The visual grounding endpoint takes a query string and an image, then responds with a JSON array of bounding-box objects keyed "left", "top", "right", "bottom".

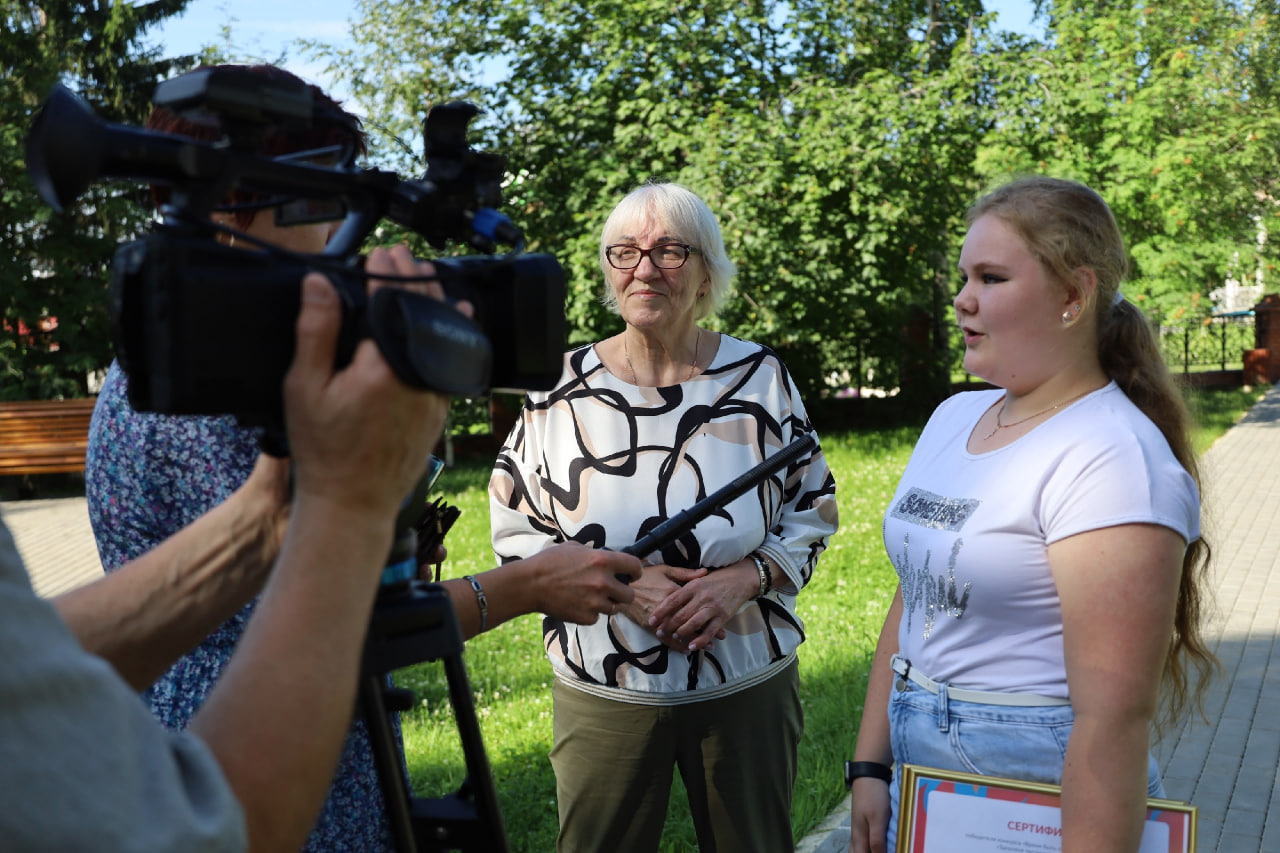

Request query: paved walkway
[
  {"left": 1, "top": 492, "right": 103, "bottom": 597},
  {"left": 5, "top": 385, "right": 1280, "bottom": 852}
]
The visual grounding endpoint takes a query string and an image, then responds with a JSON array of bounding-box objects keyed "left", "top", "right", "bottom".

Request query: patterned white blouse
[{"left": 489, "top": 334, "right": 838, "bottom": 704}]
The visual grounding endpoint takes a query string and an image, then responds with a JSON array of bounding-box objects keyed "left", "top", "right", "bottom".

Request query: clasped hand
[{"left": 620, "top": 562, "right": 756, "bottom": 652}]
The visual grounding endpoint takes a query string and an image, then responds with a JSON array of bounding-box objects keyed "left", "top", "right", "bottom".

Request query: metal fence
[
  {"left": 1157, "top": 311, "right": 1255, "bottom": 374},
  {"left": 944, "top": 309, "right": 1256, "bottom": 388}
]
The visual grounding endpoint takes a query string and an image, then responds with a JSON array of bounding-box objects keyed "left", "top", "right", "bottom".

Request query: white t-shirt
[{"left": 884, "top": 382, "right": 1200, "bottom": 699}]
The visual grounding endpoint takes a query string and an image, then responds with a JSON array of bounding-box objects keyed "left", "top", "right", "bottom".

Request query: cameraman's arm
[
  {"left": 440, "top": 544, "right": 641, "bottom": 638},
  {"left": 190, "top": 248, "right": 452, "bottom": 852},
  {"left": 52, "top": 455, "right": 289, "bottom": 691}
]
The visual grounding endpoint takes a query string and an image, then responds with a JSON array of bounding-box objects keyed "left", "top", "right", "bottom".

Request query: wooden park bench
[{"left": 0, "top": 398, "right": 97, "bottom": 480}]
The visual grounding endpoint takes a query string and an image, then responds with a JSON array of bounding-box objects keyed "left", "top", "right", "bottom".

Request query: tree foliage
[
  {"left": 4, "top": 1, "right": 1277, "bottom": 414},
  {"left": 0, "top": 0, "right": 194, "bottom": 399},
  {"left": 974, "top": 0, "right": 1280, "bottom": 322},
  {"left": 309, "top": 0, "right": 1278, "bottom": 410},
  {"left": 312, "top": 0, "right": 997, "bottom": 407}
]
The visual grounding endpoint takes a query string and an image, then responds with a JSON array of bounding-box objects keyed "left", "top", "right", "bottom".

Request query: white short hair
[{"left": 599, "top": 181, "right": 736, "bottom": 318}]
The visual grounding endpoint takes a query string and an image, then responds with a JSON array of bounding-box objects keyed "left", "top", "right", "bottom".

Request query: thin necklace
[
  {"left": 624, "top": 329, "right": 700, "bottom": 386},
  {"left": 983, "top": 388, "right": 1093, "bottom": 440}
]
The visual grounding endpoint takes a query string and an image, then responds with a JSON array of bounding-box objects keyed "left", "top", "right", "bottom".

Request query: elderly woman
[{"left": 489, "top": 180, "right": 839, "bottom": 852}]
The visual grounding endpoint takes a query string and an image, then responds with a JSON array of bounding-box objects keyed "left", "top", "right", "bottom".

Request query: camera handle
[{"left": 361, "top": 575, "right": 511, "bottom": 853}]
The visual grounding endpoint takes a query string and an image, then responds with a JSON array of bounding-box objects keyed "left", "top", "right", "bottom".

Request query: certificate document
[{"left": 897, "top": 765, "right": 1196, "bottom": 853}]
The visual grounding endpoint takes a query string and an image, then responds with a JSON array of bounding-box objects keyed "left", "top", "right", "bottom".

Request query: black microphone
[{"left": 616, "top": 433, "right": 819, "bottom": 580}]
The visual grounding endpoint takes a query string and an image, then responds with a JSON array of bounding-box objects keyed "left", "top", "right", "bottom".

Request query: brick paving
[
  {"left": 5, "top": 386, "right": 1279, "bottom": 852},
  {"left": 1154, "top": 387, "right": 1280, "bottom": 853},
  {"left": 1, "top": 494, "right": 102, "bottom": 597}
]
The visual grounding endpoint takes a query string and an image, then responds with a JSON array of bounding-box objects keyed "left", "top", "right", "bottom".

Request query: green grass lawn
[
  {"left": 394, "top": 385, "right": 1265, "bottom": 852},
  {"left": 1184, "top": 385, "right": 1268, "bottom": 455}
]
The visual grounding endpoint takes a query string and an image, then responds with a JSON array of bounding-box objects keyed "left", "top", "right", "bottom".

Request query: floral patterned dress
[{"left": 86, "top": 360, "right": 401, "bottom": 852}]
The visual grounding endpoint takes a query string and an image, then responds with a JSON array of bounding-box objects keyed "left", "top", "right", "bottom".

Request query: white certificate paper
[{"left": 923, "top": 789, "right": 1170, "bottom": 853}]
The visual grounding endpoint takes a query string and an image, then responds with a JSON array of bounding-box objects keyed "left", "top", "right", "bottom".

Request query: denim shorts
[{"left": 885, "top": 674, "right": 1165, "bottom": 850}]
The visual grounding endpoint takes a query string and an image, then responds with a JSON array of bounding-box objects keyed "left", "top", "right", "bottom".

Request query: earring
[
  {"left": 1061, "top": 304, "right": 1081, "bottom": 324},
  {"left": 1061, "top": 309, "right": 1072, "bottom": 323}
]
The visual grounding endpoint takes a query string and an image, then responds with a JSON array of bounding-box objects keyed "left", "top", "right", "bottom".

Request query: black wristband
[{"left": 844, "top": 760, "right": 892, "bottom": 788}]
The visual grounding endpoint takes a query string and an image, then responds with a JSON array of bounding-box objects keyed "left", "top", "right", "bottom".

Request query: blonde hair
[
  {"left": 970, "top": 176, "right": 1216, "bottom": 730},
  {"left": 599, "top": 180, "right": 736, "bottom": 319}
]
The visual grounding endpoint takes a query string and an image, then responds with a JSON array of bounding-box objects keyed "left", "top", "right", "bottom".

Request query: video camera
[{"left": 24, "top": 67, "right": 566, "bottom": 427}]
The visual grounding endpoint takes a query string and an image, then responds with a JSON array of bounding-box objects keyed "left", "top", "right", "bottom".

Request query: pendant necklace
[
  {"left": 983, "top": 388, "right": 1093, "bottom": 440},
  {"left": 624, "top": 330, "right": 700, "bottom": 386}
]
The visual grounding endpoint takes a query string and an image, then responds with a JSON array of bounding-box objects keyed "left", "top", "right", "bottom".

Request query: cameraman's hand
[
  {"left": 364, "top": 242, "right": 474, "bottom": 315},
  {"left": 285, "top": 246, "right": 453, "bottom": 528}
]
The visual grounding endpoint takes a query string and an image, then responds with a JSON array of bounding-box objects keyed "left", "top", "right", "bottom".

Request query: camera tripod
[{"left": 361, "top": 576, "right": 510, "bottom": 853}]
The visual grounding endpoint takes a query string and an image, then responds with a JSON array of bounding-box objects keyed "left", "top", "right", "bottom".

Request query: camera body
[
  {"left": 26, "top": 67, "right": 567, "bottom": 426},
  {"left": 110, "top": 233, "right": 566, "bottom": 424}
]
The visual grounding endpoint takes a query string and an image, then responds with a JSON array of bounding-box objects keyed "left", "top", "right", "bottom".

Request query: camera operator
[
  {"left": 85, "top": 65, "right": 409, "bottom": 850},
  {"left": 76, "top": 64, "right": 641, "bottom": 851}
]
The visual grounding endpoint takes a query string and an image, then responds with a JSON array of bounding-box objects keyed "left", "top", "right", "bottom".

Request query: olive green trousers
[{"left": 549, "top": 659, "right": 803, "bottom": 853}]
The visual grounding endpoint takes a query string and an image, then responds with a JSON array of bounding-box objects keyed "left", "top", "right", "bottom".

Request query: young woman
[{"left": 847, "top": 176, "right": 1214, "bottom": 853}]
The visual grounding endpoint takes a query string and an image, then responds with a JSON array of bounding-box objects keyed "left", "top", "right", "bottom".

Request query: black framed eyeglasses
[{"left": 605, "top": 243, "right": 701, "bottom": 270}]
